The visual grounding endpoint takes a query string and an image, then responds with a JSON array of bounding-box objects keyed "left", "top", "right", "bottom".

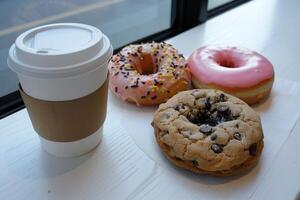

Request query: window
[
  {"left": 207, "top": 0, "right": 250, "bottom": 18},
  {"left": 208, "top": 0, "right": 235, "bottom": 10},
  {"left": 0, "top": 0, "right": 251, "bottom": 118},
  {"left": 0, "top": 0, "right": 172, "bottom": 99}
]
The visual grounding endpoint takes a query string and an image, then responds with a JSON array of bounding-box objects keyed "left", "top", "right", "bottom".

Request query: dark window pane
[{"left": 0, "top": 0, "right": 172, "bottom": 97}]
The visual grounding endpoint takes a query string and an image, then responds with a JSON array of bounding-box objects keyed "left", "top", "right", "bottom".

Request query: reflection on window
[{"left": 0, "top": 0, "right": 172, "bottom": 97}]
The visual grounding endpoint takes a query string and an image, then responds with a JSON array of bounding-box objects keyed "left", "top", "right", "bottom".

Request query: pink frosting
[{"left": 188, "top": 45, "right": 274, "bottom": 88}]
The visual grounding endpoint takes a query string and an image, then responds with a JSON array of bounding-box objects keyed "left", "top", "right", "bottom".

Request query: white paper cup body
[
  {"left": 16, "top": 62, "right": 108, "bottom": 101},
  {"left": 8, "top": 23, "right": 113, "bottom": 157},
  {"left": 40, "top": 127, "right": 103, "bottom": 158}
]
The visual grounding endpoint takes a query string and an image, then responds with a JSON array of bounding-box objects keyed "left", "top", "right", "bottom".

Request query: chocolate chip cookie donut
[{"left": 152, "top": 89, "right": 264, "bottom": 176}]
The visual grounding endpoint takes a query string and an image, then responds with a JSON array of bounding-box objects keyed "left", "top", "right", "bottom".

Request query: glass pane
[
  {"left": 0, "top": 0, "right": 172, "bottom": 97},
  {"left": 208, "top": 0, "right": 235, "bottom": 10}
]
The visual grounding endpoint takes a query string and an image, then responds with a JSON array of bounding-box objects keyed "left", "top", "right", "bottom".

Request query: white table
[{"left": 1, "top": 0, "right": 300, "bottom": 199}]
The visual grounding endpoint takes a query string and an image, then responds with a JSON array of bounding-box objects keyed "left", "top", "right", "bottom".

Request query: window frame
[
  {"left": 207, "top": 0, "right": 251, "bottom": 18},
  {"left": 0, "top": 0, "right": 251, "bottom": 119}
]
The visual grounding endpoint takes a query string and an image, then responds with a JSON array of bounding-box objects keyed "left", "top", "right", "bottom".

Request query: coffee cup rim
[{"left": 7, "top": 23, "right": 113, "bottom": 78}]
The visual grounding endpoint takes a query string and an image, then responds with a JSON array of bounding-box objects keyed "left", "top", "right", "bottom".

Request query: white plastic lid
[{"left": 8, "top": 23, "right": 113, "bottom": 78}]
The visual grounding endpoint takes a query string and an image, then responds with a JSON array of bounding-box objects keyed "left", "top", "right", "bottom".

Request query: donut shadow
[{"left": 108, "top": 90, "right": 158, "bottom": 114}]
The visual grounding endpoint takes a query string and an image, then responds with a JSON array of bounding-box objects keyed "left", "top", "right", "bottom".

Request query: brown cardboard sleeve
[{"left": 19, "top": 80, "right": 108, "bottom": 142}]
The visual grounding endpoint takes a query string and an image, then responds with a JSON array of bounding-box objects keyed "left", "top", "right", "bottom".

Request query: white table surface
[{"left": 1, "top": 0, "right": 300, "bottom": 199}]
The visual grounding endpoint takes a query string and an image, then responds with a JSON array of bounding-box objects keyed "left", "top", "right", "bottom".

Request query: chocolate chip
[
  {"left": 219, "top": 93, "right": 226, "bottom": 102},
  {"left": 236, "top": 123, "right": 239, "bottom": 128},
  {"left": 233, "top": 132, "right": 242, "bottom": 140},
  {"left": 199, "top": 125, "right": 213, "bottom": 135},
  {"left": 209, "top": 118, "right": 218, "bottom": 126},
  {"left": 217, "top": 105, "right": 229, "bottom": 113},
  {"left": 249, "top": 143, "right": 257, "bottom": 156},
  {"left": 131, "top": 85, "right": 138, "bottom": 88},
  {"left": 191, "top": 160, "right": 198, "bottom": 166},
  {"left": 187, "top": 113, "right": 196, "bottom": 122},
  {"left": 175, "top": 157, "right": 183, "bottom": 161},
  {"left": 186, "top": 109, "right": 216, "bottom": 127},
  {"left": 211, "top": 144, "right": 223, "bottom": 153},
  {"left": 210, "top": 134, "right": 217, "bottom": 141},
  {"left": 205, "top": 97, "right": 211, "bottom": 110},
  {"left": 215, "top": 114, "right": 225, "bottom": 123},
  {"left": 114, "top": 87, "right": 118, "bottom": 93},
  {"left": 174, "top": 105, "right": 180, "bottom": 111}
]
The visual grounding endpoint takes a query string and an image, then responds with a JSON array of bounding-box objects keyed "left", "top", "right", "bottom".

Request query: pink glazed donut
[
  {"left": 188, "top": 45, "right": 274, "bottom": 105},
  {"left": 108, "top": 42, "right": 190, "bottom": 106}
]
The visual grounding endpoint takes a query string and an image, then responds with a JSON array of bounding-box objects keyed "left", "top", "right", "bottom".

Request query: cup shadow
[{"left": 4, "top": 142, "right": 96, "bottom": 180}]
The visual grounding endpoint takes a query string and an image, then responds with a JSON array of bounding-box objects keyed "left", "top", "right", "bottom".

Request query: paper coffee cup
[{"left": 8, "top": 23, "right": 113, "bottom": 157}]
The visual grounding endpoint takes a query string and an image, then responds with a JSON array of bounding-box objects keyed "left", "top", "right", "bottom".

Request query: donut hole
[
  {"left": 134, "top": 53, "right": 157, "bottom": 75},
  {"left": 214, "top": 52, "right": 244, "bottom": 68},
  {"left": 217, "top": 59, "right": 237, "bottom": 68}
]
